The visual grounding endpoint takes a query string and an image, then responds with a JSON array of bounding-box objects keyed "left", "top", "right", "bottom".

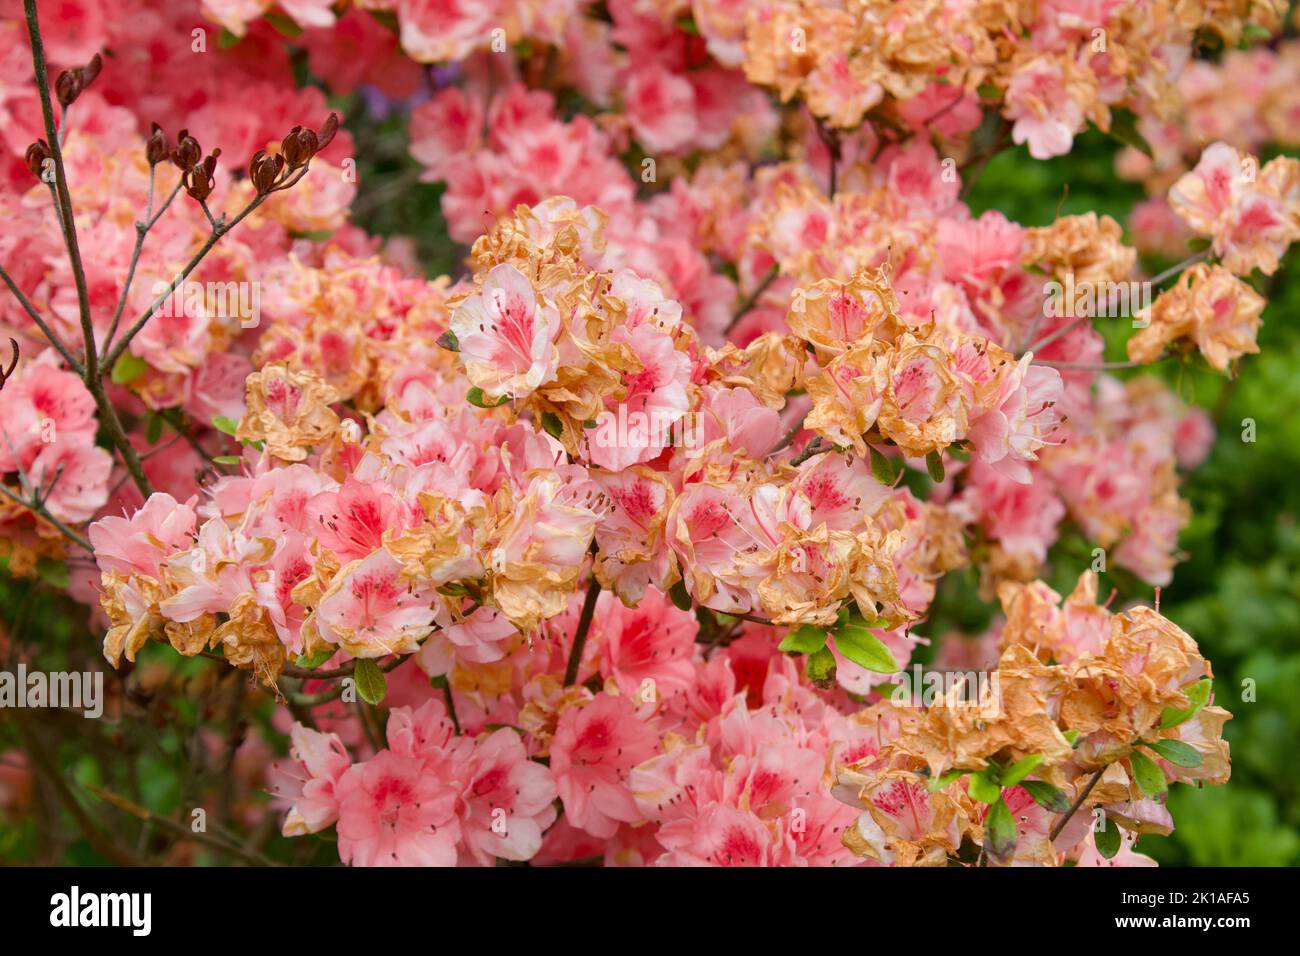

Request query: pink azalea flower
[
  {"left": 551, "top": 693, "right": 659, "bottom": 838},
  {"left": 0, "top": 357, "right": 97, "bottom": 473},
  {"left": 583, "top": 323, "right": 692, "bottom": 470},
  {"left": 458, "top": 728, "right": 558, "bottom": 865},
  {"left": 450, "top": 263, "right": 562, "bottom": 400},
  {"left": 625, "top": 64, "right": 698, "bottom": 154},
  {"left": 968, "top": 354, "right": 1065, "bottom": 484},
  {"left": 89, "top": 492, "right": 199, "bottom": 578},
  {"left": 661, "top": 803, "right": 788, "bottom": 866},
  {"left": 308, "top": 475, "right": 406, "bottom": 562},
  {"left": 335, "top": 750, "right": 461, "bottom": 867},
  {"left": 269, "top": 724, "right": 351, "bottom": 836},
  {"left": 1005, "top": 57, "right": 1084, "bottom": 160},
  {"left": 315, "top": 549, "right": 438, "bottom": 658},
  {"left": 27, "top": 439, "right": 113, "bottom": 523},
  {"left": 396, "top": 0, "right": 494, "bottom": 64},
  {"left": 591, "top": 587, "right": 698, "bottom": 700}
]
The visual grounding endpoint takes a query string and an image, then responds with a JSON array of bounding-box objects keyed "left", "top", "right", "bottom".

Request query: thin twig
[
  {"left": 1032, "top": 359, "right": 1141, "bottom": 371},
  {"left": 790, "top": 435, "right": 826, "bottom": 466},
  {"left": 0, "top": 263, "right": 82, "bottom": 371},
  {"left": 1024, "top": 314, "right": 1088, "bottom": 356},
  {"left": 0, "top": 482, "right": 93, "bottom": 551},
  {"left": 726, "top": 265, "right": 779, "bottom": 333},
  {"left": 24, "top": 0, "right": 95, "bottom": 380},
  {"left": 1048, "top": 766, "right": 1106, "bottom": 843}
]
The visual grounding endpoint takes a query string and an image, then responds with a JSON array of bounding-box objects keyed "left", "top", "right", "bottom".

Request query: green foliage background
[{"left": 957, "top": 133, "right": 1300, "bottom": 866}]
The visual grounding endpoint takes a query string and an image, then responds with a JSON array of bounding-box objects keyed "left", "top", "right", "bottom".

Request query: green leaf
[
  {"left": 1128, "top": 749, "right": 1168, "bottom": 798},
  {"left": 1063, "top": 729, "right": 1081, "bottom": 746},
  {"left": 925, "top": 450, "right": 945, "bottom": 483},
  {"left": 668, "top": 579, "right": 692, "bottom": 612},
  {"left": 778, "top": 625, "right": 828, "bottom": 655},
  {"left": 927, "top": 768, "right": 967, "bottom": 792},
  {"left": 1021, "top": 780, "right": 1071, "bottom": 813},
  {"left": 1000, "top": 753, "right": 1044, "bottom": 788},
  {"left": 968, "top": 769, "right": 1002, "bottom": 804},
  {"left": 295, "top": 648, "right": 333, "bottom": 670},
  {"left": 1160, "top": 678, "right": 1211, "bottom": 729},
  {"left": 436, "top": 330, "right": 459, "bottom": 352},
  {"left": 1105, "top": 107, "right": 1153, "bottom": 159},
  {"left": 1144, "top": 738, "right": 1202, "bottom": 769},
  {"left": 145, "top": 412, "right": 164, "bottom": 446},
  {"left": 264, "top": 10, "right": 304, "bottom": 37},
  {"left": 832, "top": 625, "right": 900, "bottom": 674},
  {"left": 36, "top": 557, "right": 70, "bottom": 590},
  {"left": 353, "top": 659, "right": 387, "bottom": 706},
  {"left": 984, "top": 797, "right": 1018, "bottom": 863},
  {"left": 976, "top": 82, "right": 1003, "bottom": 101},
  {"left": 110, "top": 353, "right": 148, "bottom": 385},
  {"left": 806, "top": 645, "right": 837, "bottom": 688},
  {"left": 212, "top": 454, "right": 241, "bottom": 466},
  {"left": 429, "top": 674, "right": 450, "bottom": 690},
  {"left": 675, "top": 14, "right": 700, "bottom": 35},
  {"left": 467, "top": 387, "right": 510, "bottom": 409},
  {"left": 541, "top": 411, "right": 564, "bottom": 439},
  {"left": 1094, "top": 816, "right": 1121, "bottom": 858},
  {"left": 212, "top": 415, "right": 239, "bottom": 436},
  {"left": 217, "top": 28, "right": 241, "bottom": 49},
  {"left": 868, "top": 445, "right": 897, "bottom": 484},
  {"left": 368, "top": 10, "right": 399, "bottom": 32}
]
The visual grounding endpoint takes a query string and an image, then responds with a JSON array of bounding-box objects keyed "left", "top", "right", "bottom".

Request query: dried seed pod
[
  {"left": 55, "top": 70, "right": 80, "bottom": 108},
  {"left": 171, "top": 129, "right": 202, "bottom": 171},
  {"left": 280, "top": 126, "right": 317, "bottom": 169},
  {"left": 316, "top": 112, "right": 339, "bottom": 151},
  {"left": 54, "top": 53, "right": 102, "bottom": 108},
  {"left": 24, "top": 140, "right": 51, "bottom": 179},
  {"left": 248, "top": 149, "right": 285, "bottom": 195},
  {"left": 81, "top": 53, "right": 103, "bottom": 87},
  {"left": 279, "top": 113, "right": 340, "bottom": 170},
  {"left": 145, "top": 123, "right": 168, "bottom": 166},
  {"left": 184, "top": 149, "right": 221, "bottom": 202},
  {"left": 0, "top": 338, "right": 19, "bottom": 390}
]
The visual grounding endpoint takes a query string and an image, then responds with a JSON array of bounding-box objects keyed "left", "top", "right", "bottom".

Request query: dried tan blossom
[{"left": 237, "top": 363, "right": 341, "bottom": 462}]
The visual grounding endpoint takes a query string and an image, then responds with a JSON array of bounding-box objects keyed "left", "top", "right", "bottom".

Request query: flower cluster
[
  {"left": 740, "top": 0, "right": 1286, "bottom": 158},
  {"left": 835, "top": 572, "right": 1229, "bottom": 866},
  {"left": 0, "top": 0, "right": 1276, "bottom": 868}
]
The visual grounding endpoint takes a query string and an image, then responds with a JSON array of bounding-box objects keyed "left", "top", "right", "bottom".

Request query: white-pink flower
[
  {"left": 451, "top": 263, "right": 561, "bottom": 400},
  {"left": 315, "top": 550, "right": 438, "bottom": 658}
]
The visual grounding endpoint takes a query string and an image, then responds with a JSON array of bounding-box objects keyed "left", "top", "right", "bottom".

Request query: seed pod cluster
[
  {"left": 248, "top": 113, "right": 340, "bottom": 195},
  {"left": 280, "top": 113, "right": 339, "bottom": 170}
]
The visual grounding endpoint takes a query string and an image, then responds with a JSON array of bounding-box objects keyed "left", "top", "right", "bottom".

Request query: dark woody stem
[
  {"left": 24, "top": 0, "right": 153, "bottom": 498},
  {"left": 564, "top": 573, "right": 602, "bottom": 686},
  {"left": 1048, "top": 766, "right": 1106, "bottom": 843}
]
